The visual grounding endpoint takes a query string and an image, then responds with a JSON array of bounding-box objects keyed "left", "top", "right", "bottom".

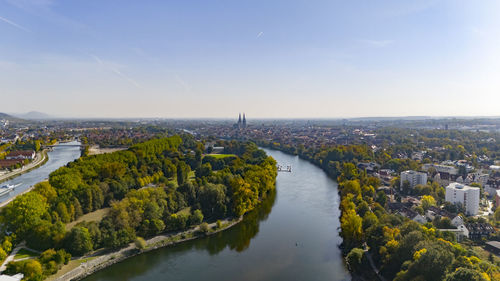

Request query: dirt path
[{"left": 363, "top": 243, "right": 387, "bottom": 281}]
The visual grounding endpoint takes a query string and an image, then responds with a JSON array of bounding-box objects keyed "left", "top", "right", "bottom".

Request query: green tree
[
  {"left": 346, "top": 247, "right": 364, "bottom": 272},
  {"left": 1, "top": 192, "right": 49, "bottom": 237},
  {"left": 341, "top": 209, "right": 363, "bottom": 249},
  {"left": 421, "top": 195, "right": 436, "bottom": 211},
  {"left": 134, "top": 237, "right": 147, "bottom": 250},
  {"left": 65, "top": 227, "right": 93, "bottom": 256},
  {"left": 189, "top": 209, "right": 204, "bottom": 226},
  {"left": 444, "top": 267, "right": 488, "bottom": 281}
]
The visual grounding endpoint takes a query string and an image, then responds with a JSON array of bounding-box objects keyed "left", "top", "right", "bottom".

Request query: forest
[{"left": 0, "top": 135, "right": 277, "bottom": 280}]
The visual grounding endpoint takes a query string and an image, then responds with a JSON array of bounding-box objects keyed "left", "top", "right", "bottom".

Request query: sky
[{"left": 1, "top": 0, "right": 500, "bottom": 118}]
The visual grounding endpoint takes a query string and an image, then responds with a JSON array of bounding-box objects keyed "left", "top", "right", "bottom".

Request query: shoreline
[
  {"left": 52, "top": 217, "right": 243, "bottom": 281},
  {"left": 0, "top": 150, "right": 48, "bottom": 184}
]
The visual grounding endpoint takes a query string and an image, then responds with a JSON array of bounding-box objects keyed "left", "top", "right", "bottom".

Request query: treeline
[
  {"left": 0, "top": 136, "right": 276, "bottom": 280},
  {"left": 261, "top": 142, "right": 500, "bottom": 281}
]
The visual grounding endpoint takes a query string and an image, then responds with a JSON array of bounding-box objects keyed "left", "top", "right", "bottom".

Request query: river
[
  {"left": 0, "top": 141, "right": 82, "bottom": 204},
  {"left": 83, "top": 148, "right": 350, "bottom": 281}
]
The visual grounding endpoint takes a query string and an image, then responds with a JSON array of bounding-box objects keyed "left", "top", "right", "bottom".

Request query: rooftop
[{"left": 446, "top": 182, "right": 480, "bottom": 191}]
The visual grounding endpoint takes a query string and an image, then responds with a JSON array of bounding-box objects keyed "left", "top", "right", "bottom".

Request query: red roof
[{"left": 7, "top": 150, "right": 34, "bottom": 157}]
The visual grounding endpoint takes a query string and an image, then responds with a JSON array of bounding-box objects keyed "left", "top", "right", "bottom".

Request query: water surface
[
  {"left": 84, "top": 148, "right": 350, "bottom": 281},
  {"left": 0, "top": 141, "right": 81, "bottom": 202}
]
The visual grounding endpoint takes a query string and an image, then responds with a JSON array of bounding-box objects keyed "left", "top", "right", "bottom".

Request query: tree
[
  {"left": 56, "top": 202, "right": 71, "bottom": 223},
  {"left": 189, "top": 209, "right": 204, "bottom": 226},
  {"left": 134, "top": 237, "right": 147, "bottom": 250},
  {"left": 341, "top": 209, "right": 363, "bottom": 249},
  {"left": 1, "top": 192, "right": 49, "bottom": 237},
  {"left": 346, "top": 247, "right": 364, "bottom": 272},
  {"left": 494, "top": 207, "right": 500, "bottom": 222},
  {"left": 176, "top": 161, "right": 190, "bottom": 186},
  {"left": 421, "top": 195, "right": 436, "bottom": 211},
  {"left": 376, "top": 191, "right": 387, "bottom": 207},
  {"left": 199, "top": 222, "right": 209, "bottom": 234},
  {"left": 444, "top": 267, "right": 488, "bottom": 281},
  {"left": 65, "top": 227, "right": 93, "bottom": 256},
  {"left": 23, "top": 260, "right": 43, "bottom": 281}
]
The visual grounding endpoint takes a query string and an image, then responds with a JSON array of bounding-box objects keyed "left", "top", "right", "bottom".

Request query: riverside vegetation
[
  {"left": 0, "top": 135, "right": 277, "bottom": 280},
  {"left": 260, "top": 141, "right": 500, "bottom": 281}
]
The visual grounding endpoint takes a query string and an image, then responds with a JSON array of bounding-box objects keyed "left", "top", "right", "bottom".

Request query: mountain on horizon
[
  {"left": 0, "top": 112, "right": 17, "bottom": 120},
  {"left": 12, "top": 111, "right": 53, "bottom": 120}
]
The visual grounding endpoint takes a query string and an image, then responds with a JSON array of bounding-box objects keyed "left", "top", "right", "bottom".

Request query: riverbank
[
  {"left": 51, "top": 217, "right": 243, "bottom": 281},
  {"left": 0, "top": 150, "right": 48, "bottom": 184}
]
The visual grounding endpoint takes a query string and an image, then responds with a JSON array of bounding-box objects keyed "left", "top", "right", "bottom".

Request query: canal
[
  {"left": 0, "top": 141, "right": 82, "bottom": 204},
  {"left": 83, "top": 148, "right": 350, "bottom": 281}
]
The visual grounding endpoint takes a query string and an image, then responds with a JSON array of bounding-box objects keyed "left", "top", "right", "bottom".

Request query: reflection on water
[{"left": 84, "top": 149, "right": 350, "bottom": 281}]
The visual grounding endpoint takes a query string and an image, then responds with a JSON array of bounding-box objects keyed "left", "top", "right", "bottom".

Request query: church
[{"left": 234, "top": 113, "right": 247, "bottom": 129}]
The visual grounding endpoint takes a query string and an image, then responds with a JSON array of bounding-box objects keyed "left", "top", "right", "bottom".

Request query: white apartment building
[
  {"left": 445, "top": 182, "right": 480, "bottom": 216},
  {"left": 400, "top": 170, "right": 428, "bottom": 189}
]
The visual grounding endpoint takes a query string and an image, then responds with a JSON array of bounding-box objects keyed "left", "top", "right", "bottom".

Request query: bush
[
  {"left": 199, "top": 222, "right": 209, "bottom": 234},
  {"left": 346, "top": 247, "right": 364, "bottom": 272},
  {"left": 134, "top": 237, "right": 147, "bottom": 250}
]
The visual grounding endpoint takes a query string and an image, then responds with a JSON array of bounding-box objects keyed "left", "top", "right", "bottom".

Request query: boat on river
[{"left": 0, "top": 184, "right": 19, "bottom": 197}]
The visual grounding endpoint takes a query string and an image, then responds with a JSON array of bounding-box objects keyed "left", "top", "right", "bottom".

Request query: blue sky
[{"left": 1, "top": 0, "right": 499, "bottom": 118}]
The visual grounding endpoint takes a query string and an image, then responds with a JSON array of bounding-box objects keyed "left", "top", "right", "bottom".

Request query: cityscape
[{"left": 2, "top": 1, "right": 500, "bottom": 281}]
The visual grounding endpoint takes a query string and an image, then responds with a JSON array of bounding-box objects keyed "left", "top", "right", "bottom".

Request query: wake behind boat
[{"left": 0, "top": 183, "right": 20, "bottom": 197}]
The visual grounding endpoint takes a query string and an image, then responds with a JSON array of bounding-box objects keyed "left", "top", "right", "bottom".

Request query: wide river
[
  {"left": 0, "top": 141, "right": 81, "bottom": 204},
  {"left": 84, "top": 148, "right": 350, "bottom": 281}
]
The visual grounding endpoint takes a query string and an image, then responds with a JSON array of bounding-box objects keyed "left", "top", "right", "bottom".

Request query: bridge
[{"left": 42, "top": 143, "right": 85, "bottom": 149}]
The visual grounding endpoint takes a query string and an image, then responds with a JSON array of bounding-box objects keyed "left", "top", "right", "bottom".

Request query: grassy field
[
  {"left": 14, "top": 248, "right": 39, "bottom": 260},
  {"left": 471, "top": 246, "right": 500, "bottom": 264},
  {"left": 204, "top": 154, "right": 237, "bottom": 159},
  {"left": 66, "top": 208, "right": 111, "bottom": 230},
  {"left": 176, "top": 207, "right": 191, "bottom": 216}
]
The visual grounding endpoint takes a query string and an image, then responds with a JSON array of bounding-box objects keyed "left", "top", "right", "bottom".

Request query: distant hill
[
  {"left": 12, "top": 111, "right": 53, "bottom": 120},
  {"left": 0, "top": 112, "right": 16, "bottom": 120}
]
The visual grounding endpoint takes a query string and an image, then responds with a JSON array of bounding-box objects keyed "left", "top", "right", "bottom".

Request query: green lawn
[
  {"left": 14, "top": 248, "right": 39, "bottom": 260},
  {"left": 204, "top": 154, "right": 237, "bottom": 159},
  {"left": 176, "top": 207, "right": 191, "bottom": 216},
  {"left": 66, "top": 208, "right": 111, "bottom": 230}
]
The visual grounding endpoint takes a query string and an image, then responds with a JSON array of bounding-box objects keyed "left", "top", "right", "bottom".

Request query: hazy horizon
[{"left": 3, "top": 1, "right": 500, "bottom": 118}]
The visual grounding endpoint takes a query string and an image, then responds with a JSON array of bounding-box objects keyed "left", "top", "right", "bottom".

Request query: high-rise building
[
  {"left": 400, "top": 170, "right": 428, "bottom": 189},
  {"left": 445, "top": 182, "right": 480, "bottom": 216}
]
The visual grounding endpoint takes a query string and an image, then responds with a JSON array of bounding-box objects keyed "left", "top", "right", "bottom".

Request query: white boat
[{"left": 0, "top": 184, "right": 19, "bottom": 197}]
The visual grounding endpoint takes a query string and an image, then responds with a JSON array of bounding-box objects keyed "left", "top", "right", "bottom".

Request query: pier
[{"left": 277, "top": 164, "right": 292, "bottom": 172}]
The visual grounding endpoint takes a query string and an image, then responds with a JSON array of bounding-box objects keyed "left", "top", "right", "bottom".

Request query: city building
[
  {"left": 234, "top": 113, "right": 247, "bottom": 129},
  {"left": 438, "top": 225, "right": 469, "bottom": 242},
  {"left": 465, "top": 222, "right": 495, "bottom": 240},
  {"left": 496, "top": 189, "right": 500, "bottom": 208},
  {"left": 445, "top": 182, "right": 480, "bottom": 216},
  {"left": 400, "top": 170, "right": 428, "bottom": 189},
  {"left": 5, "top": 150, "right": 35, "bottom": 160}
]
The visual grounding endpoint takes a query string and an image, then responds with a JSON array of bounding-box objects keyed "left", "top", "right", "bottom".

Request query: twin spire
[{"left": 237, "top": 113, "right": 247, "bottom": 129}]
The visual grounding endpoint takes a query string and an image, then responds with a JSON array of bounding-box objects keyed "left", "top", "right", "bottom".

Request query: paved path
[
  {"left": 0, "top": 243, "right": 25, "bottom": 272},
  {"left": 0, "top": 152, "right": 46, "bottom": 183}
]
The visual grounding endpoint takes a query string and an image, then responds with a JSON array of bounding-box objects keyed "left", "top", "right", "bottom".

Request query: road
[{"left": 0, "top": 151, "right": 46, "bottom": 184}]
